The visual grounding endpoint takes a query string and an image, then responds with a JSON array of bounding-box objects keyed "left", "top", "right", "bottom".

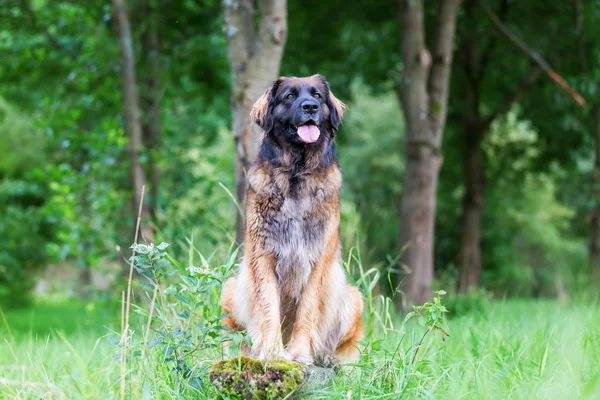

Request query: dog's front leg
[
  {"left": 248, "top": 252, "right": 289, "bottom": 361},
  {"left": 286, "top": 233, "right": 338, "bottom": 365},
  {"left": 285, "top": 275, "right": 321, "bottom": 365}
]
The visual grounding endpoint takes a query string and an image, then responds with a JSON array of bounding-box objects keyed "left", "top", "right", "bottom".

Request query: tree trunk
[
  {"left": 141, "top": 4, "right": 161, "bottom": 222},
  {"left": 591, "top": 84, "right": 600, "bottom": 284},
  {"left": 112, "top": 0, "right": 152, "bottom": 243},
  {"left": 79, "top": 158, "right": 92, "bottom": 299},
  {"left": 398, "top": 146, "right": 442, "bottom": 306},
  {"left": 397, "top": 0, "right": 461, "bottom": 307},
  {"left": 223, "top": 0, "right": 287, "bottom": 243},
  {"left": 455, "top": 0, "right": 539, "bottom": 291},
  {"left": 458, "top": 124, "right": 485, "bottom": 292}
]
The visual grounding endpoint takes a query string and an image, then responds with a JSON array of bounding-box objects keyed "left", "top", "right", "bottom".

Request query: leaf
[
  {"left": 147, "top": 338, "right": 163, "bottom": 349},
  {"left": 163, "top": 346, "right": 174, "bottom": 357},
  {"left": 404, "top": 311, "right": 416, "bottom": 323},
  {"left": 170, "top": 328, "right": 183, "bottom": 337},
  {"left": 178, "top": 310, "right": 190, "bottom": 320},
  {"left": 141, "top": 283, "right": 156, "bottom": 291},
  {"left": 131, "top": 244, "right": 149, "bottom": 254},
  {"left": 138, "top": 269, "right": 154, "bottom": 280},
  {"left": 174, "top": 294, "right": 191, "bottom": 305},
  {"left": 182, "top": 275, "right": 198, "bottom": 286},
  {"left": 211, "top": 325, "right": 229, "bottom": 332},
  {"left": 106, "top": 337, "right": 120, "bottom": 346},
  {"left": 165, "top": 285, "right": 177, "bottom": 295},
  {"left": 189, "top": 377, "right": 202, "bottom": 389},
  {"left": 157, "top": 242, "right": 169, "bottom": 250},
  {"left": 176, "top": 359, "right": 186, "bottom": 371},
  {"left": 438, "top": 327, "right": 450, "bottom": 338}
]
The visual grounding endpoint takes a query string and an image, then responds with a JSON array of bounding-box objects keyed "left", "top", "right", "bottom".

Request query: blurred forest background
[{"left": 1, "top": 0, "right": 600, "bottom": 310}]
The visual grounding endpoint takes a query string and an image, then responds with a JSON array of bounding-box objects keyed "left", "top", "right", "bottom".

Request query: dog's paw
[
  {"left": 277, "top": 350, "right": 294, "bottom": 361},
  {"left": 316, "top": 353, "right": 340, "bottom": 369},
  {"left": 256, "top": 348, "right": 292, "bottom": 362},
  {"left": 290, "top": 352, "right": 314, "bottom": 366}
]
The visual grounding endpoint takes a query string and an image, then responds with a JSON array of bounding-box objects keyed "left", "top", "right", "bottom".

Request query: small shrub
[{"left": 106, "top": 241, "right": 249, "bottom": 397}]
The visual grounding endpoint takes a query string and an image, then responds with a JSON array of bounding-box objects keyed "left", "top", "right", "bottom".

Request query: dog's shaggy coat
[{"left": 221, "top": 75, "right": 363, "bottom": 365}]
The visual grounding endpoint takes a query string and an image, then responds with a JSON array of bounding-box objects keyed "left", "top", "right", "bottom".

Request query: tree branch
[
  {"left": 481, "top": 0, "right": 586, "bottom": 107},
  {"left": 482, "top": 67, "right": 541, "bottom": 129}
]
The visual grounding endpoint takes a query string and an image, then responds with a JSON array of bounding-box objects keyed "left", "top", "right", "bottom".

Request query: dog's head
[{"left": 251, "top": 75, "right": 346, "bottom": 146}]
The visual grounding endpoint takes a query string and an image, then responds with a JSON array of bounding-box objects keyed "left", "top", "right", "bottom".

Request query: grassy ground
[{"left": 1, "top": 297, "right": 599, "bottom": 399}]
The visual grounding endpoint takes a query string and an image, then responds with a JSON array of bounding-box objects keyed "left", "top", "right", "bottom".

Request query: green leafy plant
[
  {"left": 404, "top": 290, "right": 450, "bottom": 367},
  {"left": 106, "top": 241, "right": 251, "bottom": 395}
]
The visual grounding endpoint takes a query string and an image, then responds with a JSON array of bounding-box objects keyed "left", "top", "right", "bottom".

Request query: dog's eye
[
  {"left": 286, "top": 94, "right": 294, "bottom": 100},
  {"left": 314, "top": 93, "right": 321, "bottom": 99}
]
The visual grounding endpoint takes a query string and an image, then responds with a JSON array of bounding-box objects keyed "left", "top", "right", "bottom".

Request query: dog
[{"left": 220, "top": 74, "right": 364, "bottom": 366}]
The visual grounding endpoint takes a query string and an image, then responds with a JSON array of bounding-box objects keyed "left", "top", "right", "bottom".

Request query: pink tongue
[{"left": 297, "top": 124, "right": 320, "bottom": 143}]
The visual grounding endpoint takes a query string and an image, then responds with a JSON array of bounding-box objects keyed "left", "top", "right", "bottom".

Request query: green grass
[{"left": 1, "top": 298, "right": 599, "bottom": 399}]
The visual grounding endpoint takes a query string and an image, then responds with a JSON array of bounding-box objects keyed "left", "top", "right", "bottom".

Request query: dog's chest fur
[
  {"left": 248, "top": 164, "right": 339, "bottom": 300},
  {"left": 263, "top": 184, "right": 326, "bottom": 299}
]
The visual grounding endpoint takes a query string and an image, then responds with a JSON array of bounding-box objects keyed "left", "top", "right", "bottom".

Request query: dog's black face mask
[{"left": 251, "top": 75, "right": 345, "bottom": 148}]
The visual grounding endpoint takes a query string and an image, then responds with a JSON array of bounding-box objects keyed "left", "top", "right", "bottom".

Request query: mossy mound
[{"left": 209, "top": 357, "right": 308, "bottom": 399}]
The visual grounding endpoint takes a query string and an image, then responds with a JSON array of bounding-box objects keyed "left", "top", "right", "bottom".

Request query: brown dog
[{"left": 220, "top": 75, "right": 363, "bottom": 366}]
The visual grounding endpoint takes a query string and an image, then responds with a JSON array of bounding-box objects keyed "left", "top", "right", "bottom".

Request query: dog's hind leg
[
  {"left": 220, "top": 277, "right": 251, "bottom": 357},
  {"left": 335, "top": 285, "right": 364, "bottom": 363},
  {"left": 220, "top": 277, "right": 238, "bottom": 331}
]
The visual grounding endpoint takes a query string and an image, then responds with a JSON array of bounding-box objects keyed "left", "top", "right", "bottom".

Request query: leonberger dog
[{"left": 221, "top": 74, "right": 364, "bottom": 366}]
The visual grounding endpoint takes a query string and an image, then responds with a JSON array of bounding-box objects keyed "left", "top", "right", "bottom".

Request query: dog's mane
[{"left": 258, "top": 134, "right": 337, "bottom": 175}]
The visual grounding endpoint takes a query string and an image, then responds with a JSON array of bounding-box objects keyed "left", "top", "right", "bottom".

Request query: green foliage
[
  {"left": 0, "top": 101, "right": 57, "bottom": 308},
  {"left": 339, "top": 82, "right": 404, "bottom": 270},
  {"left": 404, "top": 290, "right": 450, "bottom": 367},
  {"left": 481, "top": 114, "right": 588, "bottom": 296},
  {"left": 156, "top": 127, "right": 236, "bottom": 259},
  {"left": 105, "top": 241, "right": 248, "bottom": 397}
]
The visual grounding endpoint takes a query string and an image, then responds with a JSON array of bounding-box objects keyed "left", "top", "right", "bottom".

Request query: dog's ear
[
  {"left": 250, "top": 78, "right": 283, "bottom": 132},
  {"left": 313, "top": 74, "right": 346, "bottom": 132},
  {"left": 327, "top": 91, "right": 346, "bottom": 132}
]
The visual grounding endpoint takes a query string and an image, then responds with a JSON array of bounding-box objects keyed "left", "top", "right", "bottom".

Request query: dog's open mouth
[{"left": 292, "top": 121, "right": 320, "bottom": 143}]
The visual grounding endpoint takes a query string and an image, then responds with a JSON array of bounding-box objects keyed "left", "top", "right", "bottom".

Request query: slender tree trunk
[
  {"left": 456, "top": 0, "right": 539, "bottom": 291},
  {"left": 397, "top": 0, "right": 461, "bottom": 306},
  {"left": 79, "top": 160, "right": 92, "bottom": 299},
  {"left": 223, "top": 0, "right": 287, "bottom": 243},
  {"left": 590, "top": 84, "right": 600, "bottom": 284},
  {"left": 141, "top": 4, "right": 161, "bottom": 221},
  {"left": 113, "top": 0, "right": 152, "bottom": 243},
  {"left": 458, "top": 123, "right": 485, "bottom": 292}
]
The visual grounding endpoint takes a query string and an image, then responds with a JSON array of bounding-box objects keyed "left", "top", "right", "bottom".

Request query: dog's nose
[{"left": 301, "top": 99, "right": 319, "bottom": 113}]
